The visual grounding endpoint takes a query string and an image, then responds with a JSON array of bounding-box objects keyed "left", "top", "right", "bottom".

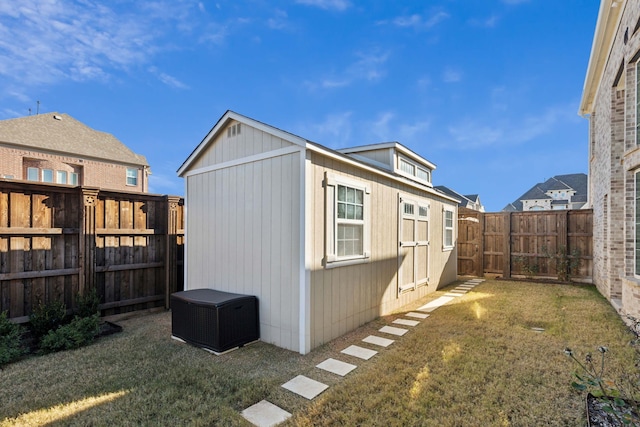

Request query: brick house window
[
  {"left": 57, "top": 171, "right": 67, "bottom": 184},
  {"left": 70, "top": 172, "right": 79, "bottom": 185},
  {"left": 636, "top": 172, "right": 640, "bottom": 276},
  {"left": 636, "top": 61, "right": 640, "bottom": 145},
  {"left": 42, "top": 169, "right": 53, "bottom": 183},
  {"left": 27, "top": 167, "right": 38, "bottom": 181},
  {"left": 126, "top": 168, "right": 138, "bottom": 186}
]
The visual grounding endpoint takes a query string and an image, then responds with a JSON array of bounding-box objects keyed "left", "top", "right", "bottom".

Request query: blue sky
[{"left": 0, "top": 1, "right": 599, "bottom": 211}]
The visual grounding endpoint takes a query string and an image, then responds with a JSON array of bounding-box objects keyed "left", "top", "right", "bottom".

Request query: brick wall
[
  {"left": 0, "top": 145, "right": 148, "bottom": 192},
  {"left": 589, "top": 1, "right": 640, "bottom": 314}
]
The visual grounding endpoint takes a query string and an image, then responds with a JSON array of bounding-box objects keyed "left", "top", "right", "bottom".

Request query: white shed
[{"left": 177, "top": 111, "right": 458, "bottom": 354}]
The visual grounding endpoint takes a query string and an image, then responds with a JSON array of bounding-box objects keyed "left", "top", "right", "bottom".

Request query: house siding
[
  {"left": 307, "top": 151, "right": 457, "bottom": 349},
  {"left": 587, "top": 1, "right": 640, "bottom": 316},
  {"left": 183, "top": 122, "right": 303, "bottom": 352}
]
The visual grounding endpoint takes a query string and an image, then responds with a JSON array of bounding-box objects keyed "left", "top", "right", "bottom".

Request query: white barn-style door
[{"left": 398, "top": 195, "right": 430, "bottom": 294}]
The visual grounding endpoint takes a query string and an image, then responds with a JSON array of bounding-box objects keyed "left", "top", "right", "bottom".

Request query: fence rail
[
  {"left": 0, "top": 180, "right": 184, "bottom": 322},
  {"left": 458, "top": 208, "right": 593, "bottom": 282}
]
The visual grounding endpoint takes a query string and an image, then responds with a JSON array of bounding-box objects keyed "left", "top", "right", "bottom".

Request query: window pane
[
  {"left": 337, "top": 224, "right": 363, "bottom": 256},
  {"left": 338, "top": 202, "right": 346, "bottom": 219},
  {"left": 70, "top": 173, "right": 78, "bottom": 185},
  {"left": 27, "top": 167, "right": 38, "bottom": 181},
  {"left": 404, "top": 203, "right": 414, "bottom": 215},
  {"left": 445, "top": 229, "right": 453, "bottom": 247},
  {"left": 346, "top": 187, "right": 355, "bottom": 203},
  {"left": 126, "top": 168, "right": 137, "bottom": 186},
  {"left": 355, "top": 205, "right": 363, "bottom": 220},
  {"left": 338, "top": 185, "right": 346, "bottom": 202},
  {"left": 57, "top": 171, "right": 67, "bottom": 184},
  {"left": 419, "top": 206, "right": 428, "bottom": 217},
  {"left": 417, "top": 168, "right": 430, "bottom": 182},
  {"left": 347, "top": 204, "right": 355, "bottom": 219},
  {"left": 42, "top": 169, "right": 53, "bottom": 182},
  {"left": 355, "top": 189, "right": 363, "bottom": 204}
]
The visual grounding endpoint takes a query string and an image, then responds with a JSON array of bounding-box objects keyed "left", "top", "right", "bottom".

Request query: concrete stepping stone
[
  {"left": 241, "top": 400, "right": 291, "bottom": 427},
  {"left": 379, "top": 325, "right": 408, "bottom": 336},
  {"left": 282, "top": 375, "right": 328, "bottom": 400},
  {"left": 457, "top": 285, "right": 474, "bottom": 289},
  {"left": 468, "top": 279, "right": 484, "bottom": 283},
  {"left": 450, "top": 289, "right": 468, "bottom": 293},
  {"left": 363, "top": 335, "right": 395, "bottom": 347},
  {"left": 341, "top": 344, "right": 378, "bottom": 360},
  {"left": 406, "top": 312, "right": 429, "bottom": 319},
  {"left": 417, "top": 296, "right": 455, "bottom": 311},
  {"left": 316, "top": 358, "right": 357, "bottom": 376},
  {"left": 444, "top": 293, "right": 463, "bottom": 297},
  {"left": 393, "top": 318, "right": 420, "bottom": 327}
]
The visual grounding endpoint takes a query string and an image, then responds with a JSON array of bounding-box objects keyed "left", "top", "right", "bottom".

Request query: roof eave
[{"left": 579, "top": 0, "right": 625, "bottom": 116}]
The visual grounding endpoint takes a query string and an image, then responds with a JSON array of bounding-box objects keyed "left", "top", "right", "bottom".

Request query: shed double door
[{"left": 398, "top": 195, "right": 430, "bottom": 294}]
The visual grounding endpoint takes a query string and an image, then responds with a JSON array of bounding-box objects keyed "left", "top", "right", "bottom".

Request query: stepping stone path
[{"left": 240, "top": 278, "right": 486, "bottom": 426}]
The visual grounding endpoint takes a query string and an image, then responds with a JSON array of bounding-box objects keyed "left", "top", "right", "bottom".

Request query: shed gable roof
[{"left": 0, "top": 113, "right": 148, "bottom": 166}]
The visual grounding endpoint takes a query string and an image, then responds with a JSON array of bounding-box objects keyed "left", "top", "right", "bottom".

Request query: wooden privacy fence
[
  {"left": 0, "top": 180, "right": 184, "bottom": 322},
  {"left": 458, "top": 208, "right": 593, "bottom": 282}
]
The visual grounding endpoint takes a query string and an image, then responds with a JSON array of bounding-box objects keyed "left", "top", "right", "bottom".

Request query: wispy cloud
[
  {"left": 148, "top": 66, "right": 189, "bottom": 89},
  {"left": 365, "top": 112, "right": 431, "bottom": 145},
  {"left": 308, "top": 49, "right": 390, "bottom": 90},
  {"left": 469, "top": 15, "right": 500, "bottom": 28},
  {"left": 445, "top": 103, "right": 577, "bottom": 149},
  {"left": 294, "top": 0, "right": 351, "bottom": 11},
  {"left": 391, "top": 11, "right": 450, "bottom": 30},
  {"left": 442, "top": 67, "right": 463, "bottom": 83},
  {"left": 0, "top": 0, "right": 208, "bottom": 96},
  {"left": 295, "top": 111, "right": 353, "bottom": 148}
]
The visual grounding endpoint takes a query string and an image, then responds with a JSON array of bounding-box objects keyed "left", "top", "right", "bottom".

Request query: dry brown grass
[{"left": 0, "top": 280, "right": 637, "bottom": 426}]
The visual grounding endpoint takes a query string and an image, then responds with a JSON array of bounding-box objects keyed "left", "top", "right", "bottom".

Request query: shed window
[
  {"left": 324, "top": 174, "right": 371, "bottom": 267},
  {"left": 126, "top": 168, "right": 138, "bottom": 186},
  {"left": 443, "top": 208, "right": 454, "bottom": 250}
]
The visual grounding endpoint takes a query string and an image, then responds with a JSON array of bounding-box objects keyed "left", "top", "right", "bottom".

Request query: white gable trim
[
  {"left": 177, "top": 110, "right": 308, "bottom": 176},
  {"left": 181, "top": 145, "right": 302, "bottom": 178}
]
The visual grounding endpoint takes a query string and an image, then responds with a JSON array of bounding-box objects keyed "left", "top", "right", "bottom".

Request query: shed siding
[
  {"left": 307, "top": 151, "right": 456, "bottom": 349},
  {"left": 184, "top": 123, "right": 302, "bottom": 352}
]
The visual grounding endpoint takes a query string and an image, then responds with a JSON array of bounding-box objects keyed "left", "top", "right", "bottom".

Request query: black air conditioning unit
[{"left": 171, "top": 289, "right": 259, "bottom": 354}]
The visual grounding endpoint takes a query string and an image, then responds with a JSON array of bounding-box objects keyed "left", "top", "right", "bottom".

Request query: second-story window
[{"left": 126, "top": 168, "right": 138, "bottom": 186}]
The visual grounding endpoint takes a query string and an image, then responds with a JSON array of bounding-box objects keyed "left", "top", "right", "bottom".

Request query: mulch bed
[{"left": 587, "top": 393, "right": 640, "bottom": 427}]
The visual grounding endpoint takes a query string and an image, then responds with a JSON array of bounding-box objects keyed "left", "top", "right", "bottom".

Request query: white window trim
[
  {"left": 324, "top": 173, "right": 371, "bottom": 269},
  {"left": 442, "top": 206, "right": 455, "bottom": 251}
]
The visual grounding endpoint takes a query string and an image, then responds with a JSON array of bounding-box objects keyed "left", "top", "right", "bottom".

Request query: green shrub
[
  {"left": 76, "top": 287, "right": 100, "bottom": 318},
  {"left": 39, "top": 314, "right": 100, "bottom": 354},
  {"left": 0, "top": 311, "right": 26, "bottom": 367},
  {"left": 29, "top": 299, "right": 67, "bottom": 339}
]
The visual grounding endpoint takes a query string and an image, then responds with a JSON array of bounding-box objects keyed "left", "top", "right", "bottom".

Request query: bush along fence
[
  {"left": 0, "top": 180, "right": 184, "bottom": 322},
  {"left": 458, "top": 208, "right": 593, "bottom": 282}
]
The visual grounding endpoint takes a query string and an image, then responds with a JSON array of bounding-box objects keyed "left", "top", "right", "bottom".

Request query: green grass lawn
[{"left": 1, "top": 280, "right": 638, "bottom": 426}]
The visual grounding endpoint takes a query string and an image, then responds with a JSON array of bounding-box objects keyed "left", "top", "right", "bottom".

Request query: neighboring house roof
[
  {"left": 502, "top": 173, "right": 588, "bottom": 211},
  {"left": 434, "top": 185, "right": 484, "bottom": 211},
  {"left": 0, "top": 113, "right": 149, "bottom": 167}
]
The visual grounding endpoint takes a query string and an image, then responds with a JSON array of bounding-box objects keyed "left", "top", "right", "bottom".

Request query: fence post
[
  {"left": 503, "top": 212, "right": 512, "bottom": 279},
  {"left": 80, "top": 188, "right": 99, "bottom": 296},
  {"left": 165, "top": 195, "right": 181, "bottom": 308}
]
